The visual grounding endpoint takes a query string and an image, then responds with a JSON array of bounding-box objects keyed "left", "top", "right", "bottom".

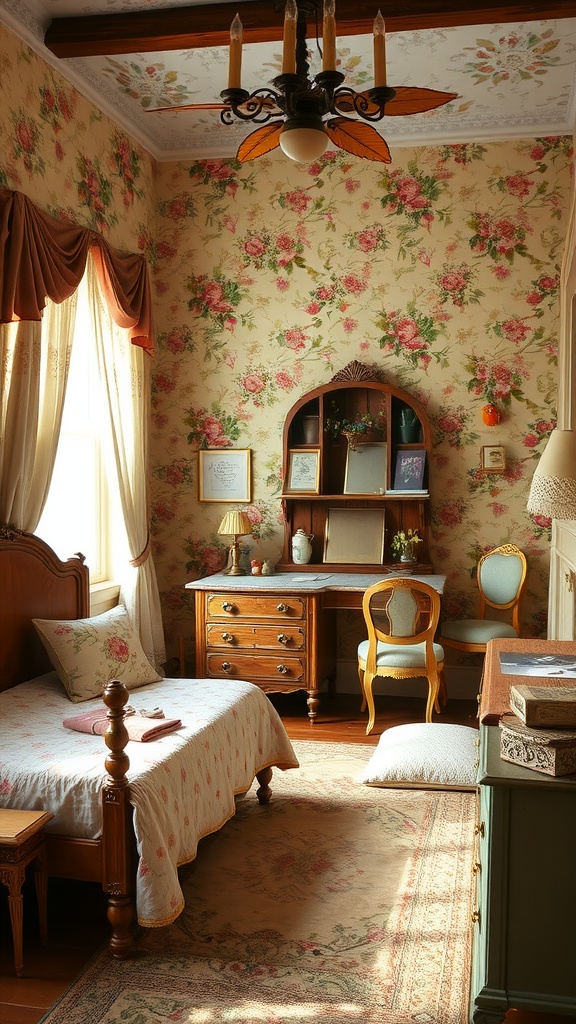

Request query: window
[{"left": 37, "top": 274, "right": 123, "bottom": 583}]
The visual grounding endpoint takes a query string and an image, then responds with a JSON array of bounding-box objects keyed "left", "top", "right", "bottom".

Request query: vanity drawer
[
  {"left": 205, "top": 651, "right": 305, "bottom": 682},
  {"left": 206, "top": 623, "right": 306, "bottom": 651},
  {"left": 206, "top": 593, "right": 306, "bottom": 621}
]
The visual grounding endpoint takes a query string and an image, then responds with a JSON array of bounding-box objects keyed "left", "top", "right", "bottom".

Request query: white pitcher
[{"left": 292, "top": 528, "right": 313, "bottom": 565}]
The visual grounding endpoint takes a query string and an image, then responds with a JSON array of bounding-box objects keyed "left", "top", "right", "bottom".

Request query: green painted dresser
[{"left": 470, "top": 723, "right": 576, "bottom": 1022}]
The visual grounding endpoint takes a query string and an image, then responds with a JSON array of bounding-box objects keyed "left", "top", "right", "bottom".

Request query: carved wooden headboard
[{"left": 0, "top": 525, "right": 89, "bottom": 691}]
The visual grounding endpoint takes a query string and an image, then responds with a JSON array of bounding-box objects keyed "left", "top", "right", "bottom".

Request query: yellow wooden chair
[
  {"left": 439, "top": 544, "right": 527, "bottom": 654},
  {"left": 358, "top": 578, "right": 445, "bottom": 735}
]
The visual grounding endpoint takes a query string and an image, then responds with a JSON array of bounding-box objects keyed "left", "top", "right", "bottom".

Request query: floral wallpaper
[{"left": 0, "top": 22, "right": 574, "bottom": 681}]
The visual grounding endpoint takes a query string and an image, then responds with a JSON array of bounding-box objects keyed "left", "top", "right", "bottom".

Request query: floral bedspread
[{"left": 0, "top": 673, "right": 299, "bottom": 926}]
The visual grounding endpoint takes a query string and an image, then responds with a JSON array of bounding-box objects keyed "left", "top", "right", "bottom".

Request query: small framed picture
[
  {"left": 285, "top": 449, "right": 320, "bottom": 493},
  {"left": 480, "top": 445, "right": 506, "bottom": 473},
  {"left": 344, "top": 443, "right": 387, "bottom": 495},
  {"left": 198, "top": 448, "right": 252, "bottom": 502},
  {"left": 393, "top": 449, "right": 427, "bottom": 491},
  {"left": 324, "top": 508, "right": 386, "bottom": 565}
]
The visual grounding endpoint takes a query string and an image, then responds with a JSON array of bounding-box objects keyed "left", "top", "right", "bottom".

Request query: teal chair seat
[
  {"left": 440, "top": 620, "right": 517, "bottom": 645},
  {"left": 358, "top": 638, "right": 445, "bottom": 668}
]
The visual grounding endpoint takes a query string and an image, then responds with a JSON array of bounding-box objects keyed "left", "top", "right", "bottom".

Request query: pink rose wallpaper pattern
[{"left": 0, "top": 22, "right": 573, "bottom": 672}]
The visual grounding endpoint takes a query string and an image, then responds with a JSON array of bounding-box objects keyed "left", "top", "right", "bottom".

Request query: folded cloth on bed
[{"left": 63, "top": 708, "right": 183, "bottom": 742}]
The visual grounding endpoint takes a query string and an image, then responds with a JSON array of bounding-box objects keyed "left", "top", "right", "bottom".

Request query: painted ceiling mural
[
  {"left": 1, "top": 1, "right": 576, "bottom": 160},
  {"left": 0, "top": 19, "right": 573, "bottom": 676}
]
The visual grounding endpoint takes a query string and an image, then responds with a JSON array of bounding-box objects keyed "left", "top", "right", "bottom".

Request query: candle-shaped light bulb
[
  {"left": 373, "top": 9, "right": 386, "bottom": 88},
  {"left": 228, "top": 13, "right": 243, "bottom": 89},
  {"left": 322, "top": 0, "right": 336, "bottom": 72},
  {"left": 282, "top": 0, "right": 298, "bottom": 75}
]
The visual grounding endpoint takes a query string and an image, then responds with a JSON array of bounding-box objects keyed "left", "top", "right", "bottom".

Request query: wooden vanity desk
[{"left": 186, "top": 571, "right": 445, "bottom": 722}]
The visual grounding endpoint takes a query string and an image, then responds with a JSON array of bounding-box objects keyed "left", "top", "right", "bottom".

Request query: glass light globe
[{"left": 279, "top": 126, "right": 328, "bottom": 162}]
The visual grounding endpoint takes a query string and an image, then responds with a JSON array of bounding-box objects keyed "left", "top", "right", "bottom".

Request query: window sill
[{"left": 90, "top": 580, "right": 120, "bottom": 616}]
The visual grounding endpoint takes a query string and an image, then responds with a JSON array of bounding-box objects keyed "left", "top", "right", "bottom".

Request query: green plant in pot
[{"left": 391, "top": 528, "right": 423, "bottom": 563}]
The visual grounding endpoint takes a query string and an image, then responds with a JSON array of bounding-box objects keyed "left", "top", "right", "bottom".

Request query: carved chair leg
[
  {"left": 358, "top": 664, "right": 367, "bottom": 712},
  {"left": 364, "top": 672, "right": 377, "bottom": 735}
]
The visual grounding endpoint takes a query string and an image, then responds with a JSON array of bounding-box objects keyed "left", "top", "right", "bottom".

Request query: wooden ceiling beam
[{"left": 44, "top": 1, "right": 576, "bottom": 58}]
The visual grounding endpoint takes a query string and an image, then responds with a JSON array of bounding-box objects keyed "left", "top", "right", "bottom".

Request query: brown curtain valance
[{"left": 0, "top": 187, "right": 154, "bottom": 354}]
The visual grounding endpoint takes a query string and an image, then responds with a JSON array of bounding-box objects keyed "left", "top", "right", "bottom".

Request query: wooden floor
[{"left": 0, "top": 691, "right": 574, "bottom": 1024}]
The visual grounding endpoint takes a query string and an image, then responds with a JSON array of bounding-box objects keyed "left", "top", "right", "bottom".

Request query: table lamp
[{"left": 217, "top": 510, "right": 253, "bottom": 574}]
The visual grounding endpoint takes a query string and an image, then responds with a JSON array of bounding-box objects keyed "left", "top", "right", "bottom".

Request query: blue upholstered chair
[
  {"left": 358, "top": 578, "right": 445, "bottom": 735},
  {"left": 439, "top": 544, "right": 527, "bottom": 654}
]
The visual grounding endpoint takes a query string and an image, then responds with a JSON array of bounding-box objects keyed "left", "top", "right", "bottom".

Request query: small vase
[{"left": 400, "top": 544, "right": 416, "bottom": 563}]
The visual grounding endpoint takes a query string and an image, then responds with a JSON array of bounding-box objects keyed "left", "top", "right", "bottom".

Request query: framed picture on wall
[
  {"left": 393, "top": 449, "right": 427, "bottom": 491},
  {"left": 285, "top": 449, "right": 321, "bottom": 493},
  {"left": 480, "top": 445, "right": 506, "bottom": 474},
  {"left": 198, "top": 448, "right": 252, "bottom": 502}
]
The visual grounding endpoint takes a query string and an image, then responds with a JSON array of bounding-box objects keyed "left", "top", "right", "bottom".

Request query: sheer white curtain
[
  {"left": 0, "top": 294, "right": 77, "bottom": 529},
  {"left": 86, "top": 257, "right": 165, "bottom": 670}
]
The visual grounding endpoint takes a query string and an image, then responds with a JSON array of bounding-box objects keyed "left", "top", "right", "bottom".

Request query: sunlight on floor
[{"left": 187, "top": 1002, "right": 364, "bottom": 1021}]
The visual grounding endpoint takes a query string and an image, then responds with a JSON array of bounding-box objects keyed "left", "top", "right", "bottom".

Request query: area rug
[{"left": 41, "top": 740, "right": 476, "bottom": 1024}]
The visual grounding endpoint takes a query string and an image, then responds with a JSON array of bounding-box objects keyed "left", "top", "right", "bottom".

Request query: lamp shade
[
  {"left": 217, "top": 510, "right": 253, "bottom": 537},
  {"left": 527, "top": 429, "right": 576, "bottom": 519}
]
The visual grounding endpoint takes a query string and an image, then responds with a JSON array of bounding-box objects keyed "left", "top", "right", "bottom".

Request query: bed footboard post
[
  {"left": 255, "top": 766, "right": 273, "bottom": 804},
  {"left": 102, "top": 679, "right": 136, "bottom": 959}
]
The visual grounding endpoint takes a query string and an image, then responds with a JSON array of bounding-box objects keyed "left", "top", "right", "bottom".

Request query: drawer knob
[
  {"left": 221, "top": 632, "right": 235, "bottom": 644},
  {"left": 221, "top": 661, "right": 232, "bottom": 672},
  {"left": 472, "top": 861, "right": 481, "bottom": 874},
  {"left": 276, "top": 664, "right": 289, "bottom": 675},
  {"left": 471, "top": 910, "right": 480, "bottom": 925},
  {"left": 277, "top": 603, "right": 289, "bottom": 613},
  {"left": 222, "top": 601, "right": 236, "bottom": 613},
  {"left": 474, "top": 821, "right": 485, "bottom": 838},
  {"left": 277, "top": 633, "right": 290, "bottom": 645}
]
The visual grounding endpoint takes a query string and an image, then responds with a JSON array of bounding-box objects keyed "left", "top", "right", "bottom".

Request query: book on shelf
[
  {"left": 510, "top": 684, "right": 576, "bottom": 728},
  {"left": 499, "top": 652, "right": 576, "bottom": 678},
  {"left": 385, "top": 489, "right": 429, "bottom": 496}
]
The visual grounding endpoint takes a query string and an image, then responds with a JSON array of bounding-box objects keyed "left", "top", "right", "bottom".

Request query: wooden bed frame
[{"left": 0, "top": 525, "right": 273, "bottom": 958}]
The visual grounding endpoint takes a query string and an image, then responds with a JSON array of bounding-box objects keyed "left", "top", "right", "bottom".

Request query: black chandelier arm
[
  {"left": 331, "top": 84, "right": 396, "bottom": 122},
  {"left": 220, "top": 88, "right": 284, "bottom": 124}
]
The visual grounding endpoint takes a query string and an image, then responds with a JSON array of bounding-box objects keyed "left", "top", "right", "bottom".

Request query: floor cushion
[{"left": 358, "top": 721, "right": 479, "bottom": 790}]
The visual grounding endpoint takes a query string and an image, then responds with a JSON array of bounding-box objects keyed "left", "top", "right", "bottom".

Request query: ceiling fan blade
[
  {"left": 236, "top": 121, "right": 284, "bottom": 163},
  {"left": 384, "top": 87, "right": 459, "bottom": 115},
  {"left": 325, "top": 118, "right": 391, "bottom": 163},
  {"left": 147, "top": 102, "right": 229, "bottom": 113}
]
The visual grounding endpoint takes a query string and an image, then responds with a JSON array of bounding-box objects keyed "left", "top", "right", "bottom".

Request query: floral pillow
[{"left": 32, "top": 605, "right": 162, "bottom": 702}]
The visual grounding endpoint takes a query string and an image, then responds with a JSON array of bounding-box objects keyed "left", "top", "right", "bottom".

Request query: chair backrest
[
  {"left": 362, "top": 577, "right": 441, "bottom": 649},
  {"left": 477, "top": 544, "right": 527, "bottom": 625}
]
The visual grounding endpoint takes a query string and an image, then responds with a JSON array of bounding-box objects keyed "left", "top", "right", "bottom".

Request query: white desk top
[{"left": 185, "top": 571, "right": 445, "bottom": 594}]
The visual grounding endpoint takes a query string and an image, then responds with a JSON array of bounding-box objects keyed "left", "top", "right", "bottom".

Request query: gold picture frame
[
  {"left": 480, "top": 445, "right": 506, "bottom": 474},
  {"left": 285, "top": 449, "right": 321, "bottom": 493},
  {"left": 198, "top": 448, "right": 252, "bottom": 502},
  {"left": 324, "top": 508, "right": 386, "bottom": 565}
]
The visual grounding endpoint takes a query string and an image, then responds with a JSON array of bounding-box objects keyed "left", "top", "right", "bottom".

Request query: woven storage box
[
  {"left": 509, "top": 684, "right": 576, "bottom": 728},
  {"left": 499, "top": 714, "right": 576, "bottom": 777}
]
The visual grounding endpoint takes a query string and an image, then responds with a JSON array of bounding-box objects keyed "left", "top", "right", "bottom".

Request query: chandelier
[{"left": 220, "top": 0, "right": 458, "bottom": 164}]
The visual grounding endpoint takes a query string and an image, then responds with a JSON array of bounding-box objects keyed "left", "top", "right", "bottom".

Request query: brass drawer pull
[
  {"left": 221, "top": 632, "right": 235, "bottom": 644},
  {"left": 276, "top": 664, "right": 289, "bottom": 675},
  {"left": 474, "top": 821, "right": 485, "bottom": 838},
  {"left": 277, "top": 633, "right": 291, "bottom": 645},
  {"left": 472, "top": 861, "right": 481, "bottom": 874},
  {"left": 277, "top": 603, "right": 289, "bottom": 613},
  {"left": 221, "top": 601, "right": 236, "bottom": 613},
  {"left": 471, "top": 910, "right": 480, "bottom": 925},
  {"left": 221, "top": 661, "right": 233, "bottom": 672}
]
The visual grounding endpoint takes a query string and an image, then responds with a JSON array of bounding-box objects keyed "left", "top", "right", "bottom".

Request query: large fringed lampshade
[
  {"left": 526, "top": 429, "right": 576, "bottom": 519},
  {"left": 218, "top": 510, "right": 253, "bottom": 574}
]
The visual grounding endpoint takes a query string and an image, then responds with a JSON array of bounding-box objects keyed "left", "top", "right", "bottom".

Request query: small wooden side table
[{"left": 0, "top": 808, "right": 53, "bottom": 976}]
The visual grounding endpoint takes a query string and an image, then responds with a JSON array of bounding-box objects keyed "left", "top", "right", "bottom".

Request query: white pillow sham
[
  {"left": 358, "top": 721, "right": 479, "bottom": 791},
  {"left": 32, "top": 604, "right": 161, "bottom": 703}
]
